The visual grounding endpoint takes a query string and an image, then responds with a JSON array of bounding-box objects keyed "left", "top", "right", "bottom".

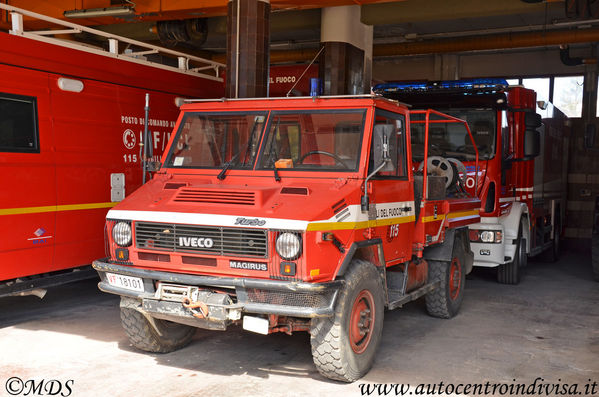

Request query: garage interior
[{"left": 0, "top": 0, "right": 598, "bottom": 395}]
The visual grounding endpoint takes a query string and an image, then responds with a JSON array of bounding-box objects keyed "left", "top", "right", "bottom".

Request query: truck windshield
[
  {"left": 165, "top": 112, "right": 267, "bottom": 169},
  {"left": 411, "top": 109, "right": 496, "bottom": 161},
  {"left": 257, "top": 109, "right": 366, "bottom": 172}
]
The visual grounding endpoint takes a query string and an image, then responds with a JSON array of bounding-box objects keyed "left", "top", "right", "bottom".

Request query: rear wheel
[
  {"left": 425, "top": 233, "right": 466, "bottom": 318},
  {"left": 310, "top": 259, "right": 384, "bottom": 382},
  {"left": 120, "top": 303, "right": 196, "bottom": 353}
]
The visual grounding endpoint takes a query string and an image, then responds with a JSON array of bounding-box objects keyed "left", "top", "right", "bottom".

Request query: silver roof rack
[
  {"left": 183, "top": 94, "right": 410, "bottom": 107},
  {"left": 0, "top": 3, "right": 224, "bottom": 82}
]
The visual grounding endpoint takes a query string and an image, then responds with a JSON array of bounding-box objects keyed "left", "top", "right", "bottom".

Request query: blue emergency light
[{"left": 374, "top": 78, "right": 508, "bottom": 93}]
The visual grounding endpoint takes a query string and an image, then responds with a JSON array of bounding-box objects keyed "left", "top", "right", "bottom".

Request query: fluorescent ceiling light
[{"left": 64, "top": 6, "right": 135, "bottom": 19}]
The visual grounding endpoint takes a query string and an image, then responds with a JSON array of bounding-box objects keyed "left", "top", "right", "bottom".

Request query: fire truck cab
[
  {"left": 375, "top": 79, "right": 568, "bottom": 284},
  {"left": 93, "top": 96, "right": 480, "bottom": 382}
]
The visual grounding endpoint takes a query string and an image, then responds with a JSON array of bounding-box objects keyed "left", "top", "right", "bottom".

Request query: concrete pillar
[
  {"left": 226, "top": 0, "right": 270, "bottom": 98},
  {"left": 433, "top": 54, "right": 460, "bottom": 80},
  {"left": 319, "top": 6, "right": 373, "bottom": 95}
]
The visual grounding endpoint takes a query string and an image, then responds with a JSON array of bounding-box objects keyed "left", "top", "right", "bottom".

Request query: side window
[
  {"left": 369, "top": 110, "right": 407, "bottom": 178},
  {"left": 0, "top": 93, "right": 39, "bottom": 153}
]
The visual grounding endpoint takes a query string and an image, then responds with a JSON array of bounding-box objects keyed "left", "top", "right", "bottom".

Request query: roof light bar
[{"left": 374, "top": 78, "right": 509, "bottom": 94}]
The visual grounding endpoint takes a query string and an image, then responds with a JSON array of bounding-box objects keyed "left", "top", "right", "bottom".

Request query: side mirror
[
  {"left": 372, "top": 124, "right": 396, "bottom": 172},
  {"left": 585, "top": 123, "right": 596, "bottom": 149},
  {"left": 525, "top": 112, "right": 542, "bottom": 129},
  {"left": 523, "top": 128, "right": 540, "bottom": 158}
]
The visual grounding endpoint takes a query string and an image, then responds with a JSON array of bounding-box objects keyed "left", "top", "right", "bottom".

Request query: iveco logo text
[
  {"left": 178, "top": 237, "right": 214, "bottom": 248},
  {"left": 234, "top": 217, "right": 266, "bottom": 226},
  {"left": 230, "top": 260, "right": 267, "bottom": 271}
]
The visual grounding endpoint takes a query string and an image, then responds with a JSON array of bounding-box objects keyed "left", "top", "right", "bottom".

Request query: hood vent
[
  {"left": 164, "top": 182, "right": 188, "bottom": 190},
  {"left": 173, "top": 188, "right": 256, "bottom": 205},
  {"left": 281, "top": 187, "right": 309, "bottom": 195}
]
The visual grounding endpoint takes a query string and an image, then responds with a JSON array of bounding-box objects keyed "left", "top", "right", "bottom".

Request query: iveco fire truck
[
  {"left": 0, "top": 4, "right": 223, "bottom": 298},
  {"left": 375, "top": 79, "right": 568, "bottom": 284},
  {"left": 93, "top": 95, "right": 481, "bottom": 381}
]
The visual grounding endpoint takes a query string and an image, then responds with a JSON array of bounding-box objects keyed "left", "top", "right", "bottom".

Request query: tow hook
[{"left": 182, "top": 297, "right": 210, "bottom": 319}]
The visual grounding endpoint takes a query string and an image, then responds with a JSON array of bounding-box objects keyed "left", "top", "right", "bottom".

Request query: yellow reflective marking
[
  {"left": 447, "top": 209, "right": 480, "bottom": 219},
  {"left": 422, "top": 214, "right": 446, "bottom": 223},
  {"left": 306, "top": 215, "right": 415, "bottom": 232},
  {"left": 0, "top": 202, "right": 116, "bottom": 216}
]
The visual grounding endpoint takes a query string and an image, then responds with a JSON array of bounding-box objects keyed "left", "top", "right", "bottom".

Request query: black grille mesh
[
  {"left": 135, "top": 222, "right": 268, "bottom": 258},
  {"left": 246, "top": 288, "right": 330, "bottom": 308}
]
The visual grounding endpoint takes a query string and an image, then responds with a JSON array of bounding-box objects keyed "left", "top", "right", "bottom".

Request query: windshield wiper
[{"left": 217, "top": 158, "right": 235, "bottom": 180}]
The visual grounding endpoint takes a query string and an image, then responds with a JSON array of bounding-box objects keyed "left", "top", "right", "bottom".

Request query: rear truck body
[
  {"left": 93, "top": 95, "right": 480, "bottom": 382},
  {"left": 0, "top": 3, "right": 224, "bottom": 298},
  {"left": 375, "top": 79, "right": 569, "bottom": 284}
]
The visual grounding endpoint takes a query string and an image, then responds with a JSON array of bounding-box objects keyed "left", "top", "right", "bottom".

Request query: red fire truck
[
  {"left": 0, "top": 4, "right": 223, "bottom": 298},
  {"left": 93, "top": 95, "right": 481, "bottom": 381},
  {"left": 375, "top": 79, "right": 568, "bottom": 284}
]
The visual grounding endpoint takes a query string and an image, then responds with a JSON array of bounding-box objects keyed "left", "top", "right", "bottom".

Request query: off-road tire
[
  {"left": 310, "top": 259, "right": 384, "bottom": 382},
  {"left": 592, "top": 234, "right": 599, "bottom": 282},
  {"left": 120, "top": 307, "right": 196, "bottom": 353},
  {"left": 497, "top": 222, "right": 525, "bottom": 285},
  {"left": 425, "top": 234, "right": 466, "bottom": 319}
]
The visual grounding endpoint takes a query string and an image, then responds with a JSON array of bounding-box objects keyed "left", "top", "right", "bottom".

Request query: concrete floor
[{"left": 1, "top": 252, "right": 597, "bottom": 397}]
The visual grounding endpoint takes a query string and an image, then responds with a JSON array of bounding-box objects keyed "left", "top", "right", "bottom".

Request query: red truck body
[
  {"left": 93, "top": 95, "right": 481, "bottom": 381},
  {"left": 376, "top": 79, "right": 568, "bottom": 283},
  {"left": 0, "top": 24, "right": 223, "bottom": 295}
]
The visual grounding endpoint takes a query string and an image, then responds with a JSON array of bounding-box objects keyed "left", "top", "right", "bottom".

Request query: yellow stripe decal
[
  {"left": 421, "top": 214, "right": 446, "bottom": 223},
  {"left": 447, "top": 209, "right": 480, "bottom": 219},
  {"left": 307, "top": 215, "right": 415, "bottom": 232},
  {"left": 0, "top": 202, "right": 116, "bottom": 216}
]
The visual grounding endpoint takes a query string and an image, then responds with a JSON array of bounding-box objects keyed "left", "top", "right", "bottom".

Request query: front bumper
[{"left": 93, "top": 260, "right": 342, "bottom": 327}]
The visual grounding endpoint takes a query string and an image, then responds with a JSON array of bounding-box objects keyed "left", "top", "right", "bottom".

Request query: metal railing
[{"left": 0, "top": 3, "right": 224, "bottom": 82}]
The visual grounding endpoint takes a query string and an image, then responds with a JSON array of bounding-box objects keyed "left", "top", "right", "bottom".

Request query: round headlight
[
  {"left": 112, "top": 222, "right": 132, "bottom": 247},
  {"left": 480, "top": 231, "right": 495, "bottom": 243},
  {"left": 275, "top": 232, "right": 302, "bottom": 260}
]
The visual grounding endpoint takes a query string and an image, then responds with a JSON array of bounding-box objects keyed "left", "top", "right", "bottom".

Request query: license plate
[{"left": 106, "top": 273, "right": 144, "bottom": 292}]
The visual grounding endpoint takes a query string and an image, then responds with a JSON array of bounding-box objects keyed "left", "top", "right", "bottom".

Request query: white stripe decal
[
  {"left": 515, "top": 187, "right": 534, "bottom": 192},
  {"left": 499, "top": 197, "right": 515, "bottom": 203},
  {"left": 108, "top": 209, "right": 309, "bottom": 230},
  {"left": 108, "top": 200, "right": 416, "bottom": 231}
]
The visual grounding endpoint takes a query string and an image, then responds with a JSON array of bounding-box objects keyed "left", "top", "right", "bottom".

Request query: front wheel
[
  {"left": 310, "top": 259, "right": 384, "bottom": 382},
  {"left": 120, "top": 303, "right": 196, "bottom": 353}
]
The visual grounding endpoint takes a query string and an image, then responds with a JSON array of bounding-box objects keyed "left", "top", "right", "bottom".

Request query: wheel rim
[
  {"left": 349, "top": 290, "right": 375, "bottom": 354},
  {"left": 448, "top": 257, "right": 462, "bottom": 300}
]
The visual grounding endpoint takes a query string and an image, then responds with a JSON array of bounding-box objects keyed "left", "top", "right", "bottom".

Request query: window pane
[
  {"left": 259, "top": 110, "right": 365, "bottom": 172},
  {"left": 0, "top": 93, "right": 38, "bottom": 152},
  {"left": 166, "top": 112, "right": 267, "bottom": 168},
  {"left": 522, "top": 78, "right": 550, "bottom": 103},
  {"left": 553, "top": 76, "right": 583, "bottom": 118},
  {"left": 506, "top": 79, "right": 519, "bottom": 86}
]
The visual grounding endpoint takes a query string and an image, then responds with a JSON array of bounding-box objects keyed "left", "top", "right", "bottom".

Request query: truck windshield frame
[
  {"left": 256, "top": 108, "right": 367, "bottom": 173},
  {"left": 164, "top": 111, "right": 268, "bottom": 169},
  {"left": 410, "top": 108, "right": 497, "bottom": 161}
]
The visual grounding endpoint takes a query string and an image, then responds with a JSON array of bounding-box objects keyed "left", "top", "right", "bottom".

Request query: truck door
[
  {"left": 0, "top": 66, "right": 56, "bottom": 281},
  {"left": 368, "top": 109, "right": 414, "bottom": 264}
]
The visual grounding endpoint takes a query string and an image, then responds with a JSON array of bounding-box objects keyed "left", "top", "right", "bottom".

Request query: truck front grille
[
  {"left": 135, "top": 222, "right": 268, "bottom": 258},
  {"left": 245, "top": 288, "right": 332, "bottom": 308}
]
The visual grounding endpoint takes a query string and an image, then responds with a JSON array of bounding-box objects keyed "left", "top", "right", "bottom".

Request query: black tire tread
[
  {"left": 120, "top": 307, "right": 195, "bottom": 353},
  {"left": 425, "top": 260, "right": 453, "bottom": 318},
  {"left": 310, "top": 259, "right": 383, "bottom": 382}
]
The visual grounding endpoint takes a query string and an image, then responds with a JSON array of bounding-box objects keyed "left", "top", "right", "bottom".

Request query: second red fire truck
[{"left": 376, "top": 79, "right": 568, "bottom": 284}]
